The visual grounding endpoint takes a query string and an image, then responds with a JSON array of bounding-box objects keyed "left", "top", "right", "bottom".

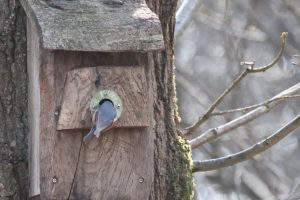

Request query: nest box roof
[{"left": 20, "top": 0, "right": 164, "bottom": 52}]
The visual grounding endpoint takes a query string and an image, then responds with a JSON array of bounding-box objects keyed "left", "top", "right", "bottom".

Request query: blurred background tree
[{"left": 175, "top": 0, "right": 300, "bottom": 199}]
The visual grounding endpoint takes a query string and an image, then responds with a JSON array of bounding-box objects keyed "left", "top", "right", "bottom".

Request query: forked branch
[
  {"left": 192, "top": 115, "right": 300, "bottom": 172},
  {"left": 189, "top": 83, "right": 300, "bottom": 149},
  {"left": 211, "top": 95, "right": 300, "bottom": 116},
  {"left": 184, "top": 32, "right": 288, "bottom": 135}
]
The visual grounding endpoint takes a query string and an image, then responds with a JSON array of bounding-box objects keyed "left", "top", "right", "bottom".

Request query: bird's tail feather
[{"left": 83, "top": 126, "right": 96, "bottom": 143}]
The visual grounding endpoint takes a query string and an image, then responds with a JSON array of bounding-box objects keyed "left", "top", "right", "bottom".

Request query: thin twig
[
  {"left": 176, "top": 4, "right": 267, "bottom": 41},
  {"left": 175, "top": 0, "right": 202, "bottom": 39},
  {"left": 211, "top": 95, "right": 300, "bottom": 116},
  {"left": 248, "top": 32, "right": 288, "bottom": 72},
  {"left": 184, "top": 32, "right": 288, "bottom": 135},
  {"left": 184, "top": 69, "right": 249, "bottom": 134},
  {"left": 189, "top": 83, "right": 300, "bottom": 149},
  {"left": 192, "top": 115, "right": 300, "bottom": 172}
]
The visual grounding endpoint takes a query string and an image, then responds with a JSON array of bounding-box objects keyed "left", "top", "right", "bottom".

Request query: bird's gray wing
[{"left": 94, "top": 101, "right": 117, "bottom": 137}]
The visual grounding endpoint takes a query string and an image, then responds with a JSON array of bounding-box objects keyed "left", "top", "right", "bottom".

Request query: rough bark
[
  {"left": 0, "top": 0, "right": 194, "bottom": 199},
  {"left": 146, "top": 0, "right": 194, "bottom": 199},
  {"left": 0, "top": 1, "right": 28, "bottom": 200}
]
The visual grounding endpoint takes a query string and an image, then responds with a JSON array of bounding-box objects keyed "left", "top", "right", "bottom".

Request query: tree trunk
[
  {"left": 0, "top": 1, "right": 28, "bottom": 199},
  {"left": 146, "top": 0, "right": 194, "bottom": 199},
  {"left": 0, "top": 0, "right": 194, "bottom": 199}
]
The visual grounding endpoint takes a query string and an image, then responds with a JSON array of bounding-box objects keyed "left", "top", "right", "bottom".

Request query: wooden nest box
[{"left": 20, "top": 0, "right": 164, "bottom": 199}]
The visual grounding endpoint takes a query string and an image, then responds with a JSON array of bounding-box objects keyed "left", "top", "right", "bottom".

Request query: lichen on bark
[
  {"left": 166, "top": 136, "right": 194, "bottom": 200},
  {"left": 0, "top": 2, "right": 28, "bottom": 199}
]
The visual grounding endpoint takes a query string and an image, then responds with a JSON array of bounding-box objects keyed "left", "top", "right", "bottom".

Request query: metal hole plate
[{"left": 90, "top": 90, "right": 123, "bottom": 121}]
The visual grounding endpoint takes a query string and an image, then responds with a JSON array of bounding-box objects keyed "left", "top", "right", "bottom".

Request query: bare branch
[
  {"left": 184, "top": 69, "right": 248, "bottom": 134},
  {"left": 248, "top": 32, "right": 288, "bottom": 72},
  {"left": 177, "top": 5, "right": 267, "bottom": 42},
  {"left": 183, "top": 32, "right": 288, "bottom": 136},
  {"left": 189, "top": 83, "right": 300, "bottom": 149},
  {"left": 211, "top": 95, "right": 300, "bottom": 116},
  {"left": 175, "top": 0, "right": 202, "bottom": 39},
  {"left": 192, "top": 115, "right": 300, "bottom": 172}
]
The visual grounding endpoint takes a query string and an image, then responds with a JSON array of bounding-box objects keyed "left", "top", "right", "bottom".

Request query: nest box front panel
[
  {"left": 36, "top": 51, "right": 155, "bottom": 200},
  {"left": 57, "top": 66, "right": 149, "bottom": 130}
]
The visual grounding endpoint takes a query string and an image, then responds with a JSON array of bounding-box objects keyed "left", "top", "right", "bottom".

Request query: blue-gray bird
[{"left": 83, "top": 100, "right": 117, "bottom": 143}]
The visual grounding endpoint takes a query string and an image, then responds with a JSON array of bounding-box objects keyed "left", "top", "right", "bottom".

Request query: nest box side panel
[
  {"left": 57, "top": 66, "right": 149, "bottom": 130},
  {"left": 27, "top": 18, "right": 41, "bottom": 197},
  {"left": 27, "top": 19, "right": 80, "bottom": 200}
]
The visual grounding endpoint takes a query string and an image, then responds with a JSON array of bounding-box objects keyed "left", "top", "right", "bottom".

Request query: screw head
[
  {"left": 138, "top": 177, "right": 144, "bottom": 183},
  {"left": 116, "top": 104, "right": 120, "bottom": 109},
  {"left": 52, "top": 176, "right": 58, "bottom": 184}
]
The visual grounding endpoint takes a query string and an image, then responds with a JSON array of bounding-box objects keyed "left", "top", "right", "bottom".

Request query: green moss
[
  {"left": 172, "top": 62, "right": 182, "bottom": 125},
  {"left": 166, "top": 59, "right": 194, "bottom": 199},
  {"left": 167, "top": 136, "right": 194, "bottom": 200}
]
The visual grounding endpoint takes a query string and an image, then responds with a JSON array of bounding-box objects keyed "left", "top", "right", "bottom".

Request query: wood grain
[
  {"left": 19, "top": 0, "right": 164, "bottom": 52},
  {"left": 57, "top": 66, "right": 149, "bottom": 130},
  {"left": 73, "top": 128, "right": 155, "bottom": 200},
  {"left": 27, "top": 18, "right": 41, "bottom": 197},
  {"left": 26, "top": 35, "right": 154, "bottom": 199}
]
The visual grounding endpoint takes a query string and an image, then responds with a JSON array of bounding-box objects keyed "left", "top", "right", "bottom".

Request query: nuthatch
[{"left": 83, "top": 100, "right": 117, "bottom": 143}]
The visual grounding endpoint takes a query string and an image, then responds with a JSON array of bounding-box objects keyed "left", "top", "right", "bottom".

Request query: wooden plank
[
  {"left": 19, "top": 0, "right": 164, "bottom": 52},
  {"left": 27, "top": 18, "right": 41, "bottom": 197},
  {"left": 57, "top": 66, "right": 149, "bottom": 130},
  {"left": 34, "top": 50, "right": 154, "bottom": 199},
  {"left": 37, "top": 51, "right": 83, "bottom": 199},
  {"left": 73, "top": 128, "right": 155, "bottom": 199}
]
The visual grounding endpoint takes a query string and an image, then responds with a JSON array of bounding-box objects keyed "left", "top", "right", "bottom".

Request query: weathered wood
[
  {"left": 53, "top": 52, "right": 154, "bottom": 199},
  {"left": 72, "top": 128, "right": 154, "bottom": 199},
  {"left": 5, "top": 0, "right": 194, "bottom": 199},
  {"left": 27, "top": 19, "right": 41, "bottom": 197},
  {"left": 19, "top": 0, "right": 164, "bottom": 52},
  {"left": 57, "top": 66, "right": 149, "bottom": 130},
  {"left": 26, "top": 38, "right": 155, "bottom": 198}
]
